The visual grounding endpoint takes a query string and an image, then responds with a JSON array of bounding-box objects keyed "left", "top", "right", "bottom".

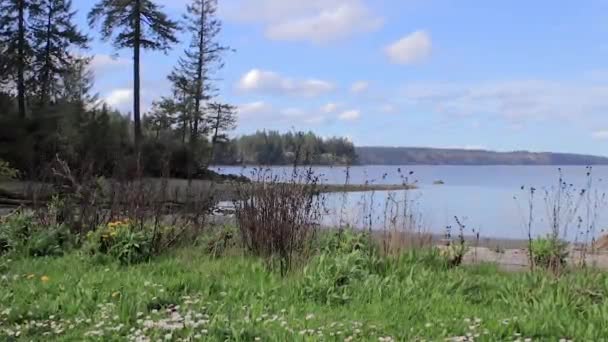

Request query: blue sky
[{"left": 73, "top": 0, "right": 608, "bottom": 155}]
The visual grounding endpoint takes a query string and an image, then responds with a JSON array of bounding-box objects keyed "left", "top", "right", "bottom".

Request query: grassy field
[{"left": 1, "top": 246, "right": 607, "bottom": 341}]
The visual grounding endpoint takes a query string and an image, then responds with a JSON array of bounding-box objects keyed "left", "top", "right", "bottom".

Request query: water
[{"left": 213, "top": 165, "right": 608, "bottom": 240}]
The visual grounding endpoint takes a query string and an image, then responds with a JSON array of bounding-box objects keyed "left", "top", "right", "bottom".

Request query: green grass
[{"left": 1, "top": 248, "right": 608, "bottom": 341}]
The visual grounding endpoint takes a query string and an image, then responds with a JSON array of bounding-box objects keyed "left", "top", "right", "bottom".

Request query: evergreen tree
[
  {"left": 88, "top": 0, "right": 179, "bottom": 154},
  {"left": 168, "top": 0, "right": 230, "bottom": 172},
  {"left": 206, "top": 102, "right": 236, "bottom": 166},
  {"left": 30, "top": 0, "right": 88, "bottom": 106},
  {"left": 60, "top": 56, "right": 98, "bottom": 107},
  {"left": 0, "top": 0, "right": 37, "bottom": 117}
]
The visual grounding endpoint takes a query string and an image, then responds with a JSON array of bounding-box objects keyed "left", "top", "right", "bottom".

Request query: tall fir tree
[
  {"left": 30, "top": 0, "right": 88, "bottom": 106},
  {"left": 168, "top": 0, "right": 231, "bottom": 173},
  {"left": 88, "top": 0, "right": 179, "bottom": 154},
  {"left": 0, "top": 0, "right": 37, "bottom": 117}
]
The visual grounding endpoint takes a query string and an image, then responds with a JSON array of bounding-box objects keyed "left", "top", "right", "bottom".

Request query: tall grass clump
[
  {"left": 234, "top": 167, "right": 324, "bottom": 275},
  {"left": 517, "top": 167, "right": 606, "bottom": 273},
  {"left": 300, "top": 230, "right": 387, "bottom": 305}
]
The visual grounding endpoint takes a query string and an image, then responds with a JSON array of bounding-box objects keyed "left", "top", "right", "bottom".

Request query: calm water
[{"left": 214, "top": 165, "right": 608, "bottom": 240}]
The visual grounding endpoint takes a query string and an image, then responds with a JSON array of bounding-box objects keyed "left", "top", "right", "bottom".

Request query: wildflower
[{"left": 41, "top": 275, "right": 50, "bottom": 283}]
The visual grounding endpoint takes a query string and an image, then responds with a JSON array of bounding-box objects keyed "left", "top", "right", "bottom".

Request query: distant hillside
[{"left": 356, "top": 147, "right": 608, "bottom": 165}]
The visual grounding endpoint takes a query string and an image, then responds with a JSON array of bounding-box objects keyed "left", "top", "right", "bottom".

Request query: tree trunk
[
  {"left": 17, "top": 0, "right": 26, "bottom": 118},
  {"left": 40, "top": 3, "right": 53, "bottom": 106},
  {"left": 133, "top": 0, "right": 142, "bottom": 172},
  {"left": 207, "top": 109, "right": 220, "bottom": 167}
]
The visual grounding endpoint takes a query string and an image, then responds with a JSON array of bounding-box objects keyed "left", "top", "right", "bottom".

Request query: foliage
[
  {"left": 0, "top": 209, "right": 72, "bottom": 257},
  {"left": 531, "top": 236, "right": 569, "bottom": 271},
  {"left": 85, "top": 220, "right": 153, "bottom": 265},
  {"left": 0, "top": 159, "right": 18, "bottom": 179},
  {"left": 301, "top": 231, "right": 384, "bottom": 305}
]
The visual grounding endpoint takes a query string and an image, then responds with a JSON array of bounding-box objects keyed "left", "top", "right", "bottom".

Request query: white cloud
[
  {"left": 403, "top": 80, "right": 608, "bottom": 124},
  {"left": 238, "top": 101, "right": 273, "bottom": 117},
  {"left": 321, "top": 102, "right": 339, "bottom": 113},
  {"left": 592, "top": 130, "right": 608, "bottom": 140},
  {"left": 281, "top": 107, "right": 306, "bottom": 117},
  {"left": 225, "top": 0, "right": 382, "bottom": 43},
  {"left": 385, "top": 30, "right": 432, "bottom": 65},
  {"left": 339, "top": 109, "right": 360, "bottom": 121},
  {"left": 237, "top": 69, "right": 335, "bottom": 97},
  {"left": 90, "top": 54, "right": 129, "bottom": 72},
  {"left": 104, "top": 88, "right": 133, "bottom": 108},
  {"left": 350, "top": 81, "right": 369, "bottom": 93}
]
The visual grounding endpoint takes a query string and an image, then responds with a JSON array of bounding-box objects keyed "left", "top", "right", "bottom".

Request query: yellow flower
[{"left": 41, "top": 276, "right": 50, "bottom": 283}]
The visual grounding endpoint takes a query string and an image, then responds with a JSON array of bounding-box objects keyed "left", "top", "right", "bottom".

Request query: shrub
[
  {"left": 0, "top": 159, "right": 18, "bottom": 179},
  {"left": 531, "top": 236, "right": 569, "bottom": 271},
  {"left": 26, "top": 224, "right": 72, "bottom": 257},
  {"left": 234, "top": 167, "right": 323, "bottom": 275},
  {"left": 0, "top": 210, "right": 73, "bottom": 257},
  {"left": 0, "top": 211, "right": 36, "bottom": 255},
  {"left": 85, "top": 220, "right": 153, "bottom": 265}
]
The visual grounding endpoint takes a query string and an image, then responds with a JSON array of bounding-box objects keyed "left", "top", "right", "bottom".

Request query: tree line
[{"left": 212, "top": 130, "right": 357, "bottom": 166}]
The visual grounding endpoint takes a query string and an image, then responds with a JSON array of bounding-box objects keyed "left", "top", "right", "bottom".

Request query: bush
[
  {"left": 0, "top": 211, "right": 35, "bottom": 255},
  {"left": 85, "top": 220, "right": 153, "bottom": 265},
  {"left": 0, "top": 210, "right": 72, "bottom": 257},
  {"left": 234, "top": 168, "right": 322, "bottom": 275},
  {"left": 531, "top": 236, "right": 569, "bottom": 271},
  {"left": 0, "top": 159, "right": 18, "bottom": 179},
  {"left": 26, "top": 224, "right": 72, "bottom": 257}
]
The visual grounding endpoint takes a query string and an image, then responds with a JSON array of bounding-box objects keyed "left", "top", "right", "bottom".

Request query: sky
[{"left": 71, "top": 0, "right": 608, "bottom": 155}]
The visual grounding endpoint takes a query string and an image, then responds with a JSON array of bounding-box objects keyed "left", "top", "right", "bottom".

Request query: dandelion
[{"left": 41, "top": 275, "right": 50, "bottom": 283}]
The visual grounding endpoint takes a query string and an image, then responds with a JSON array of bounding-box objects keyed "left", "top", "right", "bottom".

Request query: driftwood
[{"left": 0, "top": 198, "right": 34, "bottom": 206}]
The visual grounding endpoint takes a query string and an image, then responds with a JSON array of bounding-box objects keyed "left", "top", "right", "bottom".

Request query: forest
[{"left": 0, "top": 0, "right": 355, "bottom": 181}]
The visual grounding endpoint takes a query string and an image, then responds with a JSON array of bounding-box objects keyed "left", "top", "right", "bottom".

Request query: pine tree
[
  {"left": 145, "top": 98, "right": 177, "bottom": 139},
  {"left": 88, "top": 0, "right": 179, "bottom": 154},
  {"left": 60, "top": 56, "right": 98, "bottom": 107},
  {"left": 205, "top": 102, "right": 236, "bottom": 166},
  {"left": 0, "top": 0, "right": 37, "bottom": 117},
  {"left": 168, "top": 0, "right": 231, "bottom": 171},
  {"left": 30, "top": 0, "right": 88, "bottom": 106}
]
